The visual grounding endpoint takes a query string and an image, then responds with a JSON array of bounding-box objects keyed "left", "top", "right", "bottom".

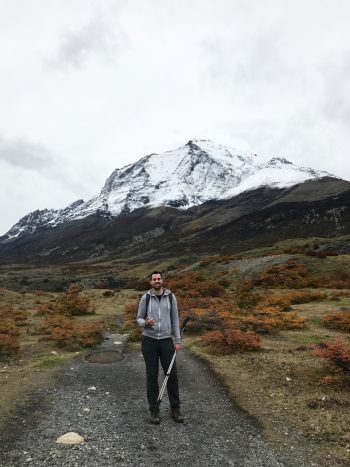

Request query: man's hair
[{"left": 150, "top": 271, "right": 162, "bottom": 280}]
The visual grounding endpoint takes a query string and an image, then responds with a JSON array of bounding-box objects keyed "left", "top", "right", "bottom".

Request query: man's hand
[
  {"left": 145, "top": 318, "right": 156, "bottom": 327},
  {"left": 175, "top": 343, "right": 182, "bottom": 352}
]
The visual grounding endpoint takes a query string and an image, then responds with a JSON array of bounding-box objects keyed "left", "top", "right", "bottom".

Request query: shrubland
[{"left": 0, "top": 303, "right": 28, "bottom": 359}]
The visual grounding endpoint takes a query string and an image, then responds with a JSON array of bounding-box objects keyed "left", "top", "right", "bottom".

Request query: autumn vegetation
[
  {"left": 35, "top": 283, "right": 104, "bottom": 350},
  {"left": 0, "top": 303, "right": 28, "bottom": 359},
  {"left": 253, "top": 259, "right": 350, "bottom": 289},
  {"left": 312, "top": 340, "right": 350, "bottom": 375},
  {"left": 323, "top": 310, "right": 350, "bottom": 332},
  {"left": 123, "top": 271, "right": 310, "bottom": 353}
]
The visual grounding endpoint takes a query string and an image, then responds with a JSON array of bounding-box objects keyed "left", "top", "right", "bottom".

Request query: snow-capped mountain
[{"left": 4, "top": 139, "right": 334, "bottom": 240}]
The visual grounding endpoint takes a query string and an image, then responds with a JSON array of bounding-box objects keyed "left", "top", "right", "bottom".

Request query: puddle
[{"left": 84, "top": 350, "right": 124, "bottom": 364}]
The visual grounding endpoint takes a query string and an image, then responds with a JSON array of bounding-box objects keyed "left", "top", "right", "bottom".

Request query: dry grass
[
  {"left": 1, "top": 250, "right": 349, "bottom": 466},
  {"left": 0, "top": 287, "right": 134, "bottom": 432},
  {"left": 186, "top": 294, "right": 350, "bottom": 467}
]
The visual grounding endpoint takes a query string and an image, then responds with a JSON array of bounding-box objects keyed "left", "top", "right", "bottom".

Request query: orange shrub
[
  {"left": 0, "top": 319, "right": 21, "bottom": 358},
  {"left": 123, "top": 301, "right": 142, "bottom": 341},
  {"left": 234, "top": 280, "right": 261, "bottom": 308},
  {"left": 240, "top": 305, "right": 306, "bottom": 333},
  {"left": 56, "top": 294, "right": 93, "bottom": 316},
  {"left": 312, "top": 341, "right": 350, "bottom": 372},
  {"left": 0, "top": 303, "right": 28, "bottom": 323},
  {"left": 323, "top": 311, "right": 350, "bottom": 332},
  {"left": 123, "top": 302, "right": 138, "bottom": 325},
  {"left": 37, "top": 303, "right": 55, "bottom": 316},
  {"left": 285, "top": 290, "right": 328, "bottom": 304},
  {"left": 125, "top": 278, "right": 149, "bottom": 290},
  {"left": 258, "top": 294, "right": 291, "bottom": 311},
  {"left": 49, "top": 320, "right": 75, "bottom": 348},
  {"left": 197, "top": 280, "right": 226, "bottom": 297},
  {"left": 0, "top": 333, "right": 20, "bottom": 358},
  {"left": 253, "top": 260, "right": 310, "bottom": 288},
  {"left": 37, "top": 291, "right": 94, "bottom": 317},
  {"left": 66, "top": 283, "right": 83, "bottom": 294},
  {"left": 75, "top": 322, "right": 105, "bottom": 347},
  {"left": 38, "top": 315, "right": 104, "bottom": 350},
  {"left": 328, "top": 290, "right": 350, "bottom": 300},
  {"left": 38, "top": 315, "right": 75, "bottom": 336},
  {"left": 202, "top": 329, "right": 261, "bottom": 354},
  {"left": 200, "top": 255, "right": 236, "bottom": 266},
  {"left": 165, "top": 273, "right": 226, "bottom": 298},
  {"left": 258, "top": 290, "right": 327, "bottom": 310},
  {"left": 0, "top": 304, "right": 26, "bottom": 359}
]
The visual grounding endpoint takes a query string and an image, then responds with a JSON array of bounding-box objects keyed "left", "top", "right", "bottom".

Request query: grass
[
  {"left": 287, "top": 335, "right": 331, "bottom": 345},
  {"left": 185, "top": 293, "right": 350, "bottom": 467},
  {"left": 1, "top": 241, "right": 350, "bottom": 466},
  {"left": 29, "top": 352, "right": 78, "bottom": 369},
  {"left": 0, "top": 285, "right": 134, "bottom": 433}
]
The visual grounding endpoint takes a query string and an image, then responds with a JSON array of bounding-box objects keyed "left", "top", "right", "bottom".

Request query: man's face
[{"left": 150, "top": 274, "right": 163, "bottom": 290}]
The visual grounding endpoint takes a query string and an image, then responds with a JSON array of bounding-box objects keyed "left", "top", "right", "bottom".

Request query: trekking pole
[{"left": 157, "top": 317, "right": 191, "bottom": 406}]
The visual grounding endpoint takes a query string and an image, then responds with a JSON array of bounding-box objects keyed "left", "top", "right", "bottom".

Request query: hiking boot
[
  {"left": 150, "top": 407, "right": 160, "bottom": 425},
  {"left": 171, "top": 408, "right": 184, "bottom": 423}
]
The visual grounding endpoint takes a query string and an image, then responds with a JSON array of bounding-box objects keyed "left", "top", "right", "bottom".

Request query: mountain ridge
[
  {"left": 3, "top": 139, "right": 335, "bottom": 240},
  {"left": 1, "top": 176, "right": 349, "bottom": 265}
]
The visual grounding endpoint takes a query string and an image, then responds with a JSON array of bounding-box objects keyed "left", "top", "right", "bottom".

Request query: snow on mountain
[{"left": 4, "top": 139, "right": 335, "bottom": 239}]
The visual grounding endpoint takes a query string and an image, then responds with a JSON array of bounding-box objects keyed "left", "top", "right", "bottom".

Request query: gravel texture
[{"left": 0, "top": 334, "right": 287, "bottom": 467}]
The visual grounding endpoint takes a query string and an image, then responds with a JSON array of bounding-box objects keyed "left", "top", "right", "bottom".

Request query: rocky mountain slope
[
  {"left": 3, "top": 139, "right": 333, "bottom": 240},
  {"left": 0, "top": 177, "right": 349, "bottom": 264}
]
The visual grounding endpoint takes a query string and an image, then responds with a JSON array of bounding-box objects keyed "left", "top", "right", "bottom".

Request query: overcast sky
[{"left": 1, "top": 0, "right": 350, "bottom": 235}]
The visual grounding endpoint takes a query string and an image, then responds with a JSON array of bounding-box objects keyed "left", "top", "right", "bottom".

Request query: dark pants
[{"left": 141, "top": 335, "right": 180, "bottom": 410}]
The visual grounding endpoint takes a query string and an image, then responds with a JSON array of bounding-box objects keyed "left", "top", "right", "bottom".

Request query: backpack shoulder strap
[
  {"left": 145, "top": 294, "right": 150, "bottom": 318},
  {"left": 145, "top": 292, "right": 173, "bottom": 318}
]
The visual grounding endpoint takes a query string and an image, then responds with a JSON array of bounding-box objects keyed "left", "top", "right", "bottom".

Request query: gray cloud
[
  {"left": 319, "top": 54, "right": 350, "bottom": 126},
  {"left": 0, "top": 135, "right": 97, "bottom": 197},
  {"left": 0, "top": 136, "right": 55, "bottom": 170},
  {"left": 46, "top": 15, "right": 123, "bottom": 70}
]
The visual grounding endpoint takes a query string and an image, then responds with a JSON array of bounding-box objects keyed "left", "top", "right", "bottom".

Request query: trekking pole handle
[{"left": 180, "top": 316, "right": 192, "bottom": 337}]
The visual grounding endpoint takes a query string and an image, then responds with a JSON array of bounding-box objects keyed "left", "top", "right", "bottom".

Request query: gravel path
[{"left": 0, "top": 335, "right": 287, "bottom": 467}]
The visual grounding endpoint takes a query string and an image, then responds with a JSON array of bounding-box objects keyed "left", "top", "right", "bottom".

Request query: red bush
[
  {"left": 202, "top": 329, "right": 262, "bottom": 354},
  {"left": 312, "top": 341, "right": 350, "bottom": 372}
]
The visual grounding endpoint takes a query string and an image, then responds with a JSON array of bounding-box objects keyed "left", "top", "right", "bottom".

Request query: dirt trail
[{"left": 0, "top": 335, "right": 294, "bottom": 467}]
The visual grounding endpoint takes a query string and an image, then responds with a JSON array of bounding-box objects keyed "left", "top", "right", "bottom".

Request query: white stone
[
  {"left": 87, "top": 386, "right": 97, "bottom": 391},
  {"left": 83, "top": 408, "right": 90, "bottom": 412},
  {"left": 286, "top": 377, "right": 292, "bottom": 382},
  {"left": 114, "top": 341, "right": 123, "bottom": 345},
  {"left": 56, "top": 432, "right": 85, "bottom": 445}
]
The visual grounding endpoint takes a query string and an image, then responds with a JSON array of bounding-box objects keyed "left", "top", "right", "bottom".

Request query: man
[{"left": 137, "top": 271, "right": 183, "bottom": 424}]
